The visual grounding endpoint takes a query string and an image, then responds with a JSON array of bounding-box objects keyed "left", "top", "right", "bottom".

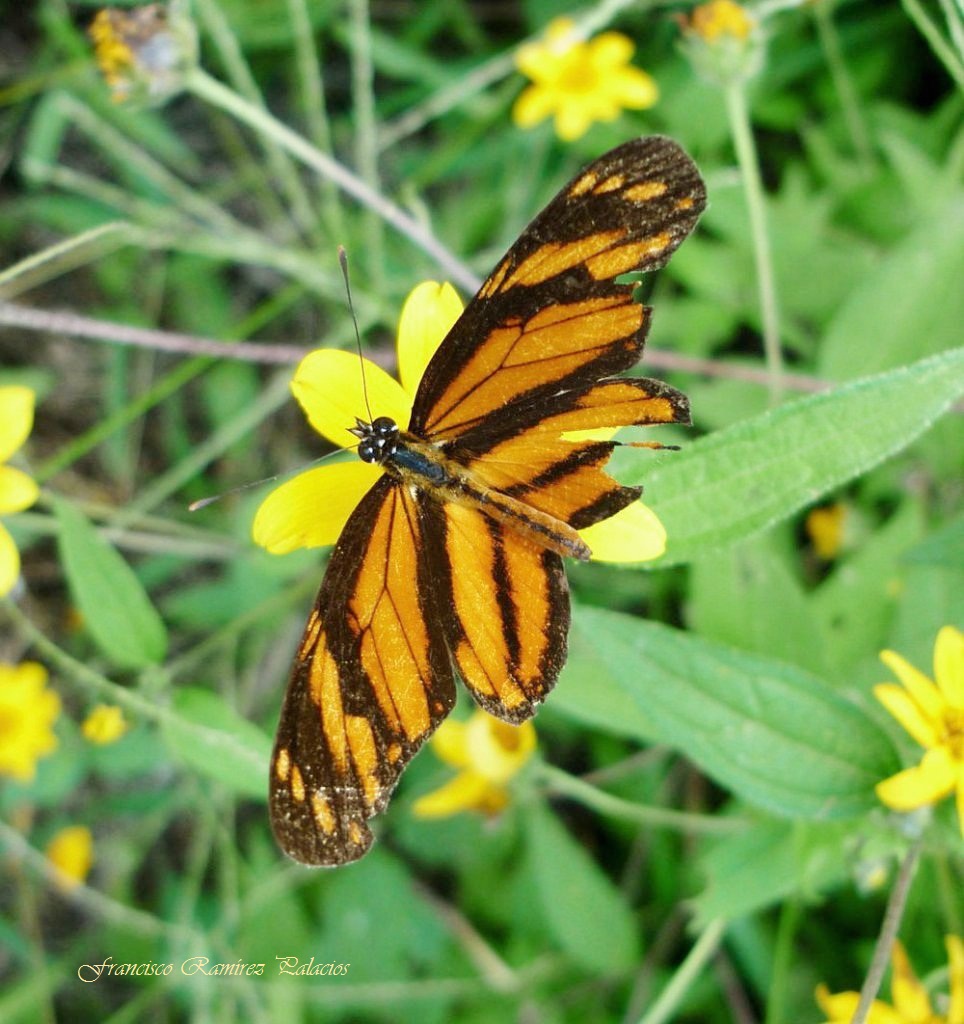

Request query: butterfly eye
[{"left": 356, "top": 417, "right": 398, "bottom": 464}]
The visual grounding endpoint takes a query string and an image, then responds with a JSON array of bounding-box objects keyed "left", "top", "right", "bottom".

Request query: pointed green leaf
[
  {"left": 55, "top": 499, "right": 168, "bottom": 668},
  {"left": 163, "top": 688, "right": 271, "bottom": 800},
  {"left": 524, "top": 800, "right": 640, "bottom": 973},
  {"left": 565, "top": 608, "right": 898, "bottom": 820},
  {"left": 640, "top": 347, "right": 964, "bottom": 566}
]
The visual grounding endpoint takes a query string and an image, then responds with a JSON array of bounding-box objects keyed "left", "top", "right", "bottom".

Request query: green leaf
[
  {"left": 641, "top": 347, "right": 964, "bottom": 566},
  {"left": 566, "top": 608, "right": 898, "bottom": 820},
  {"left": 904, "top": 513, "right": 964, "bottom": 570},
  {"left": 163, "top": 688, "right": 272, "bottom": 800},
  {"left": 689, "top": 820, "right": 852, "bottom": 928},
  {"left": 818, "top": 202, "right": 964, "bottom": 380},
  {"left": 55, "top": 499, "right": 168, "bottom": 669},
  {"left": 688, "top": 538, "right": 830, "bottom": 676},
  {"left": 524, "top": 800, "right": 640, "bottom": 974}
]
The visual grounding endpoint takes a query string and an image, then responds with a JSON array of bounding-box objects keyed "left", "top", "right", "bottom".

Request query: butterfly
[{"left": 269, "top": 135, "right": 706, "bottom": 865}]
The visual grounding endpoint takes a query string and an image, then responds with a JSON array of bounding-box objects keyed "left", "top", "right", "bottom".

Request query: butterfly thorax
[{"left": 348, "top": 414, "right": 590, "bottom": 561}]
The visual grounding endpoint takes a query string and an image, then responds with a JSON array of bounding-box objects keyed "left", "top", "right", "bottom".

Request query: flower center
[
  {"left": 560, "top": 59, "right": 601, "bottom": 94},
  {"left": 942, "top": 708, "right": 964, "bottom": 760}
]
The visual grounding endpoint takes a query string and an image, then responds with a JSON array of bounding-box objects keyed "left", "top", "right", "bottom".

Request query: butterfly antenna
[
  {"left": 188, "top": 447, "right": 356, "bottom": 512},
  {"left": 338, "top": 245, "right": 373, "bottom": 424}
]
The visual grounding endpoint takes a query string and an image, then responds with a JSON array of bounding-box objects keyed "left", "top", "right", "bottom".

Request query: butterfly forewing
[
  {"left": 270, "top": 476, "right": 455, "bottom": 865},
  {"left": 408, "top": 135, "right": 706, "bottom": 451}
]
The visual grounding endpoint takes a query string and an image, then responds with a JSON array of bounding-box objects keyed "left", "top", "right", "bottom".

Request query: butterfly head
[{"left": 350, "top": 416, "right": 399, "bottom": 465}]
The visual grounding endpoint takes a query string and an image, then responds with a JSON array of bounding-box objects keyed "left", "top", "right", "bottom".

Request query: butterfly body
[{"left": 269, "top": 136, "right": 706, "bottom": 866}]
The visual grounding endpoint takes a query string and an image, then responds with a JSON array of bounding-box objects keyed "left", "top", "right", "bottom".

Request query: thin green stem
[
  {"left": 765, "top": 896, "right": 802, "bottom": 1024},
  {"left": 724, "top": 80, "right": 784, "bottom": 404},
  {"left": 185, "top": 67, "right": 481, "bottom": 293},
  {"left": 194, "top": 0, "right": 318, "bottom": 239},
  {"left": 901, "top": 0, "right": 964, "bottom": 90},
  {"left": 812, "top": 0, "right": 875, "bottom": 168},
  {"left": 538, "top": 764, "right": 749, "bottom": 835},
  {"left": 849, "top": 837, "right": 923, "bottom": 1024},
  {"left": 348, "top": 0, "right": 385, "bottom": 292},
  {"left": 635, "top": 919, "right": 728, "bottom": 1024},
  {"left": 0, "top": 221, "right": 134, "bottom": 301},
  {"left": 284, "top": 0, "right": 344, "bottom": 235}
]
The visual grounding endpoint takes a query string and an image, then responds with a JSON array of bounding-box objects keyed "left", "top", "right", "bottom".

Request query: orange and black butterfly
[{"left": 270, "top": 136, "right": 706, "bottom": 865}]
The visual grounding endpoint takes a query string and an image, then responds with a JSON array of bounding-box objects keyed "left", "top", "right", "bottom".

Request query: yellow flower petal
[
  {"left": 292, "top": 349, "right": 413, "bottom": 448},
  {"left": 512, "top": 83, "right": 556, "bottom": 127},
  {"left": 612, "top": 67, "right": 660, "bottom": 108},
  {"left": 0, "top": 661, "right": 60, "bottom": 781},
  {"left": 873, "top": 683, "right": 940, "bottom": 750},
  {"left": 0, "top": 464, "right": 40, "bottom": 515},
  {"left": 429, "top": 718, "right": 472, "bottom": 768},
  {"left": 0, "top": 386, "right": 35, "bottom": 464},
  {"left": 957, "top": 767, "right": 964, "bottom": 840},
  {"left": 880, "top": 648, "right": 945, "bottom": 721},
  {"left": 580, "top": 502, "right": 666, "bottom": 563},
  {"left": 252, "top": 461, "right": 381, "bottom": 554},
  {"left": 934, "top": 625, "right": 964, "bottom": 709},
  {"left": 82, "top": 704, "right": 128, "bottom": 745},
  {"left": 589, "top": 32, "right": 635, "bottom": 68},
  {"left": 46, "top": 825, "right": 93, "bottom": 889},
  {"left": 555, "top": 104, "right": 597, "bottom": 141},
  {"left": 815, "top": 981, "right": 906, "bottom": 1024},
  {"left": 946, "top": 934, "right": 964, "bottom": 1024},
  {"left": 0, "top": 521, "right": 21, "bottom": 598},
  {"left": 890, "top": 940, "right": 933, "bottom": 1023},
  {"left": 876, "top": 747, "right": 956, "bottom": 810},
  {"left": 396, "top": 281, "right": 463, "bottom": 398},
  {"left": 412, "top": 771, "right": 498, "bottom": 819},
  {"left": 465, "top": 714, "right": 536, "bottom": 785}
]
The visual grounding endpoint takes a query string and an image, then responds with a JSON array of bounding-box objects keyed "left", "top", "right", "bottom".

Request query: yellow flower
[
  {"left": 688, "top": 0, "right": 756, "bottom": 42},
  {"left": 0, "top": 662, "right": 60, "bottom": 782},
  {"left": 680, "top": 1, "right": 762, "bottom": 85},
  {"left": 512, "top": 18, "right": 658, "bottom": 142},
  {"left": 806, "top": 503, "right": 847, "bottom": 560},
  {"left": 45, "top": 825, "right": 94, "bottom": 890},
  {"left": 253, "top": 280, "right": 667, "bottom": 562},
  {"left": 412, "top": 710, "right": 537, "bottom": 818},
  {"left": 89, "top": 3, "right": 196, "bottom": 105},
  {"left": 816, "top": 936, "right": 964, "bottom": 1024},
  {"left": 0, "top": 386, "right": 39, "bottom": 597},
  {"left": 81, "top": 704, "right": 129, "bottom": 745},
  {"left": 873, "top": 626, "right": 964, "bottom": 835}
]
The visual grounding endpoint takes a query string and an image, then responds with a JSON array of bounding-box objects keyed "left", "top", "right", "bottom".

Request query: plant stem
[
  {"left": 538, "top": 764, "right": 748, "bottom": 835},
  {"left": 635, "top": 918, "right": 728, "bottom": 1024},
  {"left": 724, "top": 80, "right": 784, "bottom": 405},
  {"left": 185, "top": 67, "right": 481, "bottom": 294},
  {"left": 849, "top": 837, "right": 923, "bottom": 1024}
]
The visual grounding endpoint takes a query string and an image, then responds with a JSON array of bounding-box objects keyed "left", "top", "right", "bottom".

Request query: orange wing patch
[
  {"left": 270, "top": 478, "right": 456, "bottom": 865},
  {"left": 433, "top": 502, "right": 569, "bottom": 723},
  {"left": 423, "top": 297, "right": 643, "bottom": 438}
]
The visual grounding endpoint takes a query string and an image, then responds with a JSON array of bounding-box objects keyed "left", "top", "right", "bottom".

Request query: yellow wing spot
[
  {"left": 625, "top": 181, "right": 668, "bottom": 202},
  {"left": 480, "top": 258, "right": 511, "bottom": 298},
  {"left": 348, "top": 821, "right": 364, "bottom": 847},
  {"left": 311, "top": 792, "right": 336, "bottom": 835},
  {"left": 275, "top": 747, "right": 291, "bottom": 783},
  {"left": 503, "top": 231, "right": 624, "bottom": 290},
  {"left": 290, "top": 765, "right": 306, "bottom": 803},
  {"left": 299, "top": 610, "right": 322, "bottom": 657},
  {"left": 346, "top": 715, "right": 380, "bottom": 809},
  {"left": 593, "top": 174, "right": 625, "bottom": 194},
  {"left": 585, "top": 232, "right": 671, "bottom": 279},
  {"left": 568, "top": 170, "right": 598, "bottom": 197},
  {"left": 386, "top": 742, "right": 402, "bottom": 764},
  {"left": 675, "top": 195, "right": 695, "bottom": 211}
]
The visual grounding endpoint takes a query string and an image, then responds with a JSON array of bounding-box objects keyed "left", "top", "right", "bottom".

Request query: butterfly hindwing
[
  {"left": 270, "top": 476, "right": 456, "bottom": 865},
  {"left": 418, "top": 496, "right": 570, "bottom": 723}
]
